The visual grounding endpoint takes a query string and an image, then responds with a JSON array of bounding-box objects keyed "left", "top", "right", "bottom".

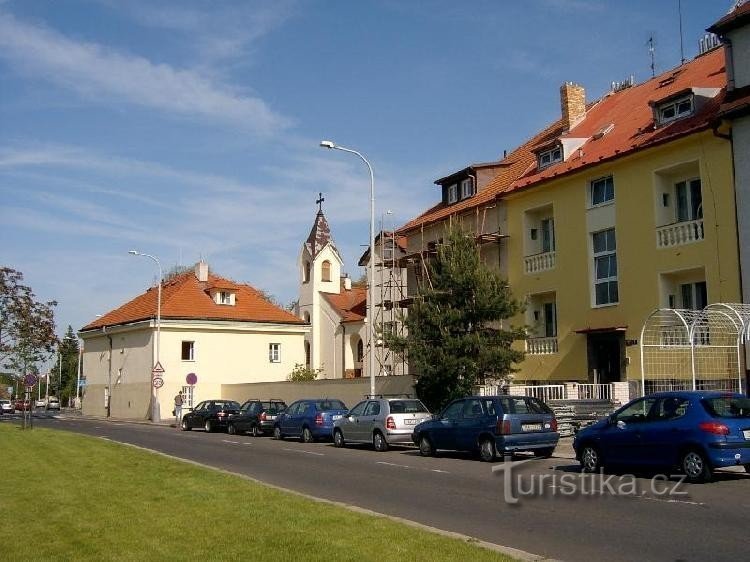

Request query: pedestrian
[{"left": 174, "top": 390, "right": 184, "bottom": 427}]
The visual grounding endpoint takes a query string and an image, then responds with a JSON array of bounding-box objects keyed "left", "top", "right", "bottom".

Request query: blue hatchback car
[
  {"left": 273, "top": 398, "right": 348, "bottom": 443},
  {"left": 573, "top": 391, "right": 750, "bottom": 482},
  {"left": 412, "top": 395, "right": 559, "bottom": 462}
]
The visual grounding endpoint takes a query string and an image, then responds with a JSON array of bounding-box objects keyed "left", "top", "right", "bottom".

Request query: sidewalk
[{"left": 58, "top": 410, "right": 175, "bottom": 427}]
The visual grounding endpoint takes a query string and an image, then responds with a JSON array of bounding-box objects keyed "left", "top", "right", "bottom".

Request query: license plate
[
  {"left": 332, "top": 415, "right": 342, "bottom": 421},
  {"left": 267, "top": 415, "right": 276, "bottom": 420},
  {"left": 522, "top": 423, "right": 542, "bottom": 432},
  {"left": 743, "top": 429, "right": 750, "bottom": 440},
  {"left": 404, "top": 419, "right": 417, "bottom": 425}
]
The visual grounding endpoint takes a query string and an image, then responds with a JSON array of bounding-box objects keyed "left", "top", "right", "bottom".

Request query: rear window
[
  {"left": 388, "top": 400, "right": 428, "bottom": 414},
  {"left": 702, "top": 397, "right": 750, "bottom": 418},
  {"left": 315, "top": 400, "right": 346, "bottom": 411},
  {"left": 262, "top": 401, "right": 286, "bottom": 414},
  {"left": 498, "top": 397, "right": 552, "bottom": 415}
]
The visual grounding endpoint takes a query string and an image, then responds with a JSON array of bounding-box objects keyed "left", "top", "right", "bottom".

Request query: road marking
[
  {"left": 376, "top": 461, "right": 411, "bottom": 469},
  {"left": 635, "top": 494, "right": 705, "bottom": 507},
  {"left": 242, "top": 442, "right": 252, "bottom": 446},
  {"left": 222, "top": 440, "right": 240, "bottom": 444},
  {"left": 431, "top": 469, "right": 450, "bottom": 474},
  {"left": 283, "top": 448, "right": 324, "bottom": 456}
]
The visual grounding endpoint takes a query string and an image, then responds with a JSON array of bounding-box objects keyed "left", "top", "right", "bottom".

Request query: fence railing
[
  {"left": 575, "top": 383, "right": 612, "bottom": 400},
  {"left": 656, "top": 219, "right": 704, "bottom": 248},
  {"left": 525, "top": 337, "right": 559, "bottom": 355},
  {"left": 524, "top": 251, "right": 556, "bottom": 274}
]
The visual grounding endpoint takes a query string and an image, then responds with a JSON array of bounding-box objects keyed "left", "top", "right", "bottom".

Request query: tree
[
  {"left": 0, "top": 267, "right": 58, "bottom": 380},
  {"left": 384, "top": 227, "right": 525, "bottom": 411},
  {"left": 287, "top": 363, "right": 323, "bottom": 382},
  {"left": 50, "top": 325, "right": 80, "bottom": 403}
]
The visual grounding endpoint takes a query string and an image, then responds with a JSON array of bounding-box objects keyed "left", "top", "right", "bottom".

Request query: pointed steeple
[{"left": 305, "top": 194, "right": 340, "bottom": 259}]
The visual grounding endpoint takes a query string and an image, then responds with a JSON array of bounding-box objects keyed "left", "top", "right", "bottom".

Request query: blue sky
[{"left": 0, "top": 0, "right": 731, "bottom": 338}]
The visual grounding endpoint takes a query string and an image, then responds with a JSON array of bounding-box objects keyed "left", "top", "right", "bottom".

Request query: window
[
  {"left": 462, "top": 399, "right": 484, "bottom": 418},
  {"left": 543, "top": 302, "right": 557, "bottom": 337},
  {"left": 616, "top": 397, "right": 657, "bottom": 423},
  {"left": 382, "top": 246, "right": 394, "bottom": 261},
  {"left": 676, "top": 178, "right": 702, "bottom": 222},
  {"left": 363, "top": 401, "right": 381, "bottom": 416},
  {"left": 218, "top": 291, "right": 231, "bottom": 305},
  {"left": 321, "top": 260, "right": 332, "bottom": 282},
  {"left": 303, "top": 261, "right": 311, "bottom": 283},
  {"left": 181, "top": 341, "right": 194, "bottom": 361},
  {"left": 593, "top": 228, "right": 618, "bottom": 305},
  {"left": 304, "top": 341, "right": 311, "bottom": 366},
  {"left": 460, "top": 178, "right": 475, "bottom": 199},
  {"left": 268, "top": 343, "right": 280, "bottom": 363},
  {"left": 652, "top": 397, "right": 689, "bottom": 421},
  {"left": 538, "top": 146, "right": 562, "bottom": 169},
  {"left": 681, "top": 281, "right": 707, "bottom": 310},
  {"left": 658, "top": 94, "right": 693, "bottom": 124},
  {"left": 541, "top": 218, "right": 555, "bottom": 253},
  {"left": 441, "top": 400, "right": 464, "bottom": 420},
  {"left": 356, "top": 339, "right": 364, "bottom": 363},
  {"left": 181, "top": 385, "right": 194, "bottom": 409},
  {"left": 590, "top": 176, "right": 615, "bottom": 206},
  {"left": 348, "top": 401, "right": 367, "bottom": 417},
  {"left": 447, "top": 184, "right": 458, "bottom": 204}
]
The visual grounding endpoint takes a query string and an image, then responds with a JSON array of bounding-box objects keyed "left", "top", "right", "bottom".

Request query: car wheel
[
  {"left": 534, "top": 447, "right": 555, "bottom": 459},
  {"left": 250, "top": 424, "right": 261, "bottom": 437},
  {"left": 333, "top": 429, "right": 345, "bottom": 448},
  {"left": 580, "top": 444, "right": 602, "bottom": 473},
  {"left": 181, "top": 419, "right": 190, "bottom": 431},
  {"left": 418, "top": 435, "right": 434, "bottom": 457},
  {"left": 479, "top": 438, "right": 497, "bottom": 462},
  {"left": 227, "top": 423, "right": 236, "bottom": 435},
  {"left": 373, "top": 431, "right": 389, "bottom": 452},
  {"left": 273, "top": 426, "right": 283, "bottom": 440},
  {"left": 302, "top": 427, "right": 314, "bottom": 443},
  {"left": 681, "top": 449, "right": 713, "bottom": 483},
  {"left": 204, "top": 420, "right": 213, "bottom": 433}
]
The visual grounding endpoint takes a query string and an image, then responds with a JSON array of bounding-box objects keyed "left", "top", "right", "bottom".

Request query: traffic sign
[
  {"left": 186, "top": 372, "right": 197, "bottom": 385},
  {"left": 23, "top": 374, "right": 38, "bottom": 387},
  {"left": 152, "top": 362, "right": 165, "bottom": 374},
  {"left": 152, "top": 377, "right": 164, "bottom": 389},
  {"left": 78, "top": 380, "right": 87, "bottom": 387}
]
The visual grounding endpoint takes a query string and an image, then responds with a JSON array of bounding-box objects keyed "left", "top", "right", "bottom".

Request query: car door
[
  {"left": 340, "top": 401, "right": 368, "bottom": 441},
  {"left": 189, "top": 401, "right": 206, "bottom": 428},
  {"left": 640, "top": 396, "right": 691, "bottom": 466},
  {"left": 235, "top": 402, "right": 252, "bottom": 432},
  {"left": 431, "top": 400, "right": 464, "bottom": 450},
  {"left": 601, "top": 397, "right": 658, "bottom": 465},
  {"left": 454, "top": 398, "right": 486, "bottom": 451},
  {"left": 359, "top": 401, "right": 382, "bottom": 441},
  {"left": 281, "top": 402, "right": 301, "bottom": 434}
]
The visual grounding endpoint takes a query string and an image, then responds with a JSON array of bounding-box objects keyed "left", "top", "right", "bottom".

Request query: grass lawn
[{"left": 0, "top": 424, "right": 516, "bottom": 561}]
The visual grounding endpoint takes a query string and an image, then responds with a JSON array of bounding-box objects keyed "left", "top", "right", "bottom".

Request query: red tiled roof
[
  {"left": 708, "top": 1, "right": 750, "bottom": 34},
  {"left": 323, "top": 287, "right": 367, "bottom": 323},
  {"left": 719, "top": 84, "right": 750, "bottom": 118},
  {"left": 81, "top": 271, "right": 304, "bottom": 331},
  {"left": 398, "top": 48, "right": 726, "bottom": 234}
]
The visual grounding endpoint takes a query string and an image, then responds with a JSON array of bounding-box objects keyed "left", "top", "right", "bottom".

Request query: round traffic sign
[
  {"left": 23, "top": 374, "right": 39, "bottom": 386},
  {"left": 152, "top": 377, "right": 164, "bottom": 389},
  {"left": 186, "top": 372, "right": 197, "bottom": 385}
]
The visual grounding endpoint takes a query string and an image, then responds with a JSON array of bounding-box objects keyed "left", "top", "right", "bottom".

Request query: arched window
[
  {"left": 356, "top": 339, "right": 364, "bottom": 363},
  {"left": 303, "top": 261, "right": 311, "bottom": 283},
  {"left": 304, "top": 341, "right": 311, "bottom": 366},
  {"left": 322, "top": 260, "right": 332, "bottom": 282}
]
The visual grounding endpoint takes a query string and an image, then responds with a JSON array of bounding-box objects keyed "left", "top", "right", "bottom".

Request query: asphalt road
[{"left": 13, "top": 415, "right": 750, "bottom": 562}]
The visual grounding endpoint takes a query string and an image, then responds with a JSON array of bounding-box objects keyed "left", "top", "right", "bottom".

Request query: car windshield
[
  {"left": 315, "top": 400, "right": 346, "bottom": 411},
  {"left": 389, "top": 400, "right": 428, "bottom": 414},
  {"left": 216, "top": 401, "right": 240, "bottom": 410},
  {"left": 702, "top": 397, "right": 750, "bottom": 418}
]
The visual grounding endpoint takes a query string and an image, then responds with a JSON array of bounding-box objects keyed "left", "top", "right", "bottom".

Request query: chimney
[
  {"left": 560, "top": 82, "right": 586, "bottom": 131},
  {"left": 343, "top": 274, "right": 352, "bottom": 291},
  {"left": 195, "top": 260, "right": 209, "bottom": 282}
]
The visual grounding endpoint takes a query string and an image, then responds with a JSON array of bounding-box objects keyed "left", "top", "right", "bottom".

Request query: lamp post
[
  {"left": 319, "top": 140, "right": 376, "bottom": 398},
  {"left": 128, "top": 250, "right": 162, "bottom": 421}
]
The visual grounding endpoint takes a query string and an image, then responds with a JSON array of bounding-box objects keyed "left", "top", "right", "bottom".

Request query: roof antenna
[
  {"left": 678, "top": 0, "right": 685, "bottom": 64},
  {"left": 647, "top": 35, "right": 656, "bottom": 78}
]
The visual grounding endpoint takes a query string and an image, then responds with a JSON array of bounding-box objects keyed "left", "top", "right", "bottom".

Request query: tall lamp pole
[
  {"left": 128, "top": 250, "right": 162, "bottom": 421},
  {"left": 319, "top": 140, "right": 376, "bottom": 398}
]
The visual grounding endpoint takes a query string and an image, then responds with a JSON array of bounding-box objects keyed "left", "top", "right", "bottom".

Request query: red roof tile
[
  {"left": 323, "top": 287, "right": 367, "bottom": 323},
  {"left": 81, "top": 271, "right": 304, "bottom": 331},
  {"left": 708, "top": 2, "right": 750, "bottom": 34},
  {"left": 398, "top": 48, "right": 726, "bottom": 234}
]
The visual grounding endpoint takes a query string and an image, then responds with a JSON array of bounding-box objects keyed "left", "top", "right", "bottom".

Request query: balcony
[
  {"left": 656, "top": 219, "right": 704, "bottom": 248},
  {"left": 524, "top": 251, "right": 555, "bottom": 274},
  {"left": 525, "top": 336, "right": 559, "bottom": 355}
]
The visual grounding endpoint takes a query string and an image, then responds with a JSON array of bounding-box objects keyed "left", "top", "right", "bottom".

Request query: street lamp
[
  {"left": 128, "top": 250, "right": 163, "bottom": 421},
  {"left": 319, "top": 140, "right": 376, "bottom": 398}
]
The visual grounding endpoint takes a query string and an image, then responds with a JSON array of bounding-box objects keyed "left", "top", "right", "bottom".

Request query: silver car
[{"left": 333, "top": 398, "right": 432, "bottom": 452}]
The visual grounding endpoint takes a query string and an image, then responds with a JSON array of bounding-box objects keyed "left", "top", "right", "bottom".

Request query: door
[
  {"left": 601, "top": 397, "right": 658, "bottom": 465},
  {"left": 431, "top": 400, "right": 463, "bottom": 450},
  {"left": 281, "top": 402, "right": 301, "bottom": 434},
  {"left": 455, "top": 398, "right": 486, "bottom": 451},
  {"left": 587, "top": 332, "right": 624, "bottom": 384},
  {"left": 641, "top": 396, "right": 691, "bottom": 466},
  {"left": 189, "top": 401, "right": 206, "bottom": 428},
  {"left": 341, "top": 401, "right": 368, "bottom": 441},
  {"left": 359, "top": 401, "right": 381, "bottom": 441}
]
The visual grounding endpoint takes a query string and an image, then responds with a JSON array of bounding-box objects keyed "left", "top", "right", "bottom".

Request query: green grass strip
[{"left": 0, "top": 424, "right": 516, "bottom": 561}]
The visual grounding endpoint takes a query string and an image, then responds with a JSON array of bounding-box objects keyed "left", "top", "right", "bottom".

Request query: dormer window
[
  {"left": 460, "top": 178, "right": 475, "bottom": 199},
  {"left": 657, "top": 94, "right": 693, "bottom": 124},
  {"left": 209, "top": 287, "right": 236, "bottom": 305},
  {"left": 447, "top": 184, "right": 458, "bottom": 204},
  {"left": 218, "top": 291, "right": 231, "bottom": 305},
  {"left": 538, "top": 146, "right": 562, "bottom": 170}
]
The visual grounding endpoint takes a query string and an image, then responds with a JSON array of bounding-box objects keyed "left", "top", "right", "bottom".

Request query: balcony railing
[
  {"left": 656, "top": 219, "right": 704, "bottom": 248},
  {"left": 525, "top": 336, "right": 559, "bottom": 355},
  {"left": 524, "top": 251, "right": 555, "bottom": 274}
]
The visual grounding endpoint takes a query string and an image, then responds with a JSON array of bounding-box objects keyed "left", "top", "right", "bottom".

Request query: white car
[
  {"left": 47, "top": 397, "right": 60, "bottom": 411},
  {"left": 35, "top": 398, "right": 47, "bottom": 408},
  {"left": 0, "top": 399, "right": 13, "bottom": 414}
]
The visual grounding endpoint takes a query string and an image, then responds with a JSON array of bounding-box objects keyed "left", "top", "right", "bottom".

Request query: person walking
[{"left": 174, "top": 390, "right": 184, "bottom": 427}]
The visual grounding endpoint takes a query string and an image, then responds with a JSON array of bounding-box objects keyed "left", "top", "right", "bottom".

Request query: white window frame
[
  {"left": 460, "top": 178, "right": 475, "bottom": 199},
  {"left": 658, "top": 94, "right": 693, "bottom": 124},
  {"left": 181, "top": 341, "right": 195, "bottom": 362},
  {"left": 589, "top": 175, "right": 615, "bottom": 207},
  {"left": 218, "top": 291, "right": 231, "bottom": 305},
  {"left": 541, "top": 217, "right": 555, "bottom": 253},
  {"left": 269, "top": 343, "right": 281, "bottom": 363},
  {"left": 181, "top": 385, "right": 195, "bottom": 409},
  {"left": 592, "top": 228, "right": 618, "bottom": 307},
  {"left": 447, "top": 184, "right": 458, "bottom": 204},
  {"left": 675, "top": 178, "right": 702, "bottom": 222},
  {"left": 543, "top": 301, "right": 557, "bottom": 337},
  {"left": 680, "top": 281, "right": 707, "bottom": 311},
  {"left": 538, "top": 146, "right": 562, "bottom": 170}
]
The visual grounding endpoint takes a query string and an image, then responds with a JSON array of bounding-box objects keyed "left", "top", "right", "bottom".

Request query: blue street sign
[{"left": 78, "top": 380, "right": 87, "bottom": 387}]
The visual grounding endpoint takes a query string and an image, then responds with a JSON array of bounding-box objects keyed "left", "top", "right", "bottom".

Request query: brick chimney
[
  {"left": 560, "top": 82, "right": 586, "bottom": 131},
  {"left": 195, "top": 260, "right": 209, "bottom": 282}
]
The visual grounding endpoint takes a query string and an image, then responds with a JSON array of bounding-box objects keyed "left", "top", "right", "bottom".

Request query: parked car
[
  {"left": 333, "top": 397, "right": 432, "bottom": 451},
  {"left": 228, "top": 399, "right": 287, "bottom": 436},
  {"left": 35, "top": 398, "right": 46, "bottom": 408},
  {"left": 46, "top": 397, "right": 60, "bottom": 411},
  {"left": 180, "top": 400, "right": 241, "bottom": 432},
  {"left": 0, "top": 399, "right": 13, "bottom": 415},
  {"left": 273, "top": 399, "right": 348, "bottom": 442},
  {"left": 14, "top": 399, "right": 31, "bottom": 412},
  {"left": 573, "top": 391, "right": 750, "bottom": 483},
  {"left": 412, "top": 395, "right": 559, "bottom": 462}
]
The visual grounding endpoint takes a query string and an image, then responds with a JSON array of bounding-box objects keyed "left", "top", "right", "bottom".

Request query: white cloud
[{"left": 0, "top": 12, "right": 291, "bottom": 134}]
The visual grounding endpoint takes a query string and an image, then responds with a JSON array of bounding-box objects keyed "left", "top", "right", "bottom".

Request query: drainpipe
[
  {"left": 341, "top": 322, "right": 346, "bottom": 379},
  {"left": 106, "top": 332, "right": 113, "bottom": 418}
]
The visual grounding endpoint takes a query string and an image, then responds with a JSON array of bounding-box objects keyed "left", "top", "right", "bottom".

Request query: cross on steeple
[{"left": 316, "top": 192, "right": 325, "bottom": 212}]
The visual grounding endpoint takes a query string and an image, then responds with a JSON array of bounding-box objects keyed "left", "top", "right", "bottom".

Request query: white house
[{"left": 79, "top": 262, "right": 308, "bottom": 421}]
